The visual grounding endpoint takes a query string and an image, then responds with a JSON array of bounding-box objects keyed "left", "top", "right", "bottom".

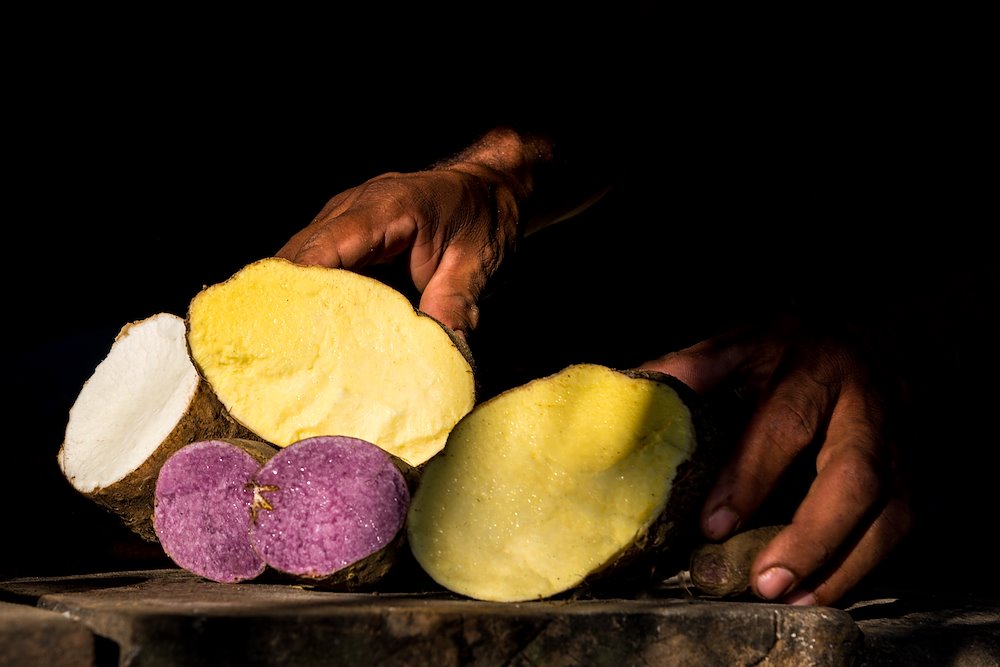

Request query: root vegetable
[
  {"left": 250, "top": 435, "right": 413, "bottom": 589},
  {"left": 152, "top": 435, "right": 412, "bottom": 589},
  {"left": 186, "top": 257, "right": 477, "bottom": 467},
  {"left": 152, "top": 438, "right": 278, "bottom": 583},
  {"left": 688, "top": 525, "right": 785, "bottom": 598},
  {"left": 57, "top": 313, "right": 261, "bottom": 542},
  {"left": 406, "top": 363, "right": 720, "bottom": 602}
]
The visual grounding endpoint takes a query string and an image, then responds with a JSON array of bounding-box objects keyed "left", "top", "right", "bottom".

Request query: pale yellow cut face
[
  {"left": 187, "top": 258, "right": 475, "bottom": 466},
  {"left": 407, "top": 363, "right": 696, "bottom": 602}
]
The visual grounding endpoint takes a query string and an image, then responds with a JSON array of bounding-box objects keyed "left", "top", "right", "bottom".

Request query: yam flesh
[
  {"left": 407, "top": 363, "right": 719, "bottom": 602},
  {"left": 57, "top": 313, "right": 261, "bottom": 542},
  {"left": 153, "top": 438, "right": 278, "bottom": 583},
  {"left": 251, "top": 435, "right": 413, "bottom": 588},
  {"left": 186, "top": 257, "right": 476, "bottom": 467},
  {"left": 152, "top": 435, "right": 412, "bottom": 589}
]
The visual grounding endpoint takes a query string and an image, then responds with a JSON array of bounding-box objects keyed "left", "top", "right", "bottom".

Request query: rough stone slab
[
  {"left": 0, "top": 600, "right": 94, "bottom": 667},
  {"left": 0, "top": 569, "right": 862, "bottom": 667},
  {"left": 848, "top": 592, "right": 1000, "bottom": 667}
]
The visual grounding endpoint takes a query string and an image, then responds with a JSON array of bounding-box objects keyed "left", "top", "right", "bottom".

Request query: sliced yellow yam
[
  {"left": 187, "top": 257, "right": 476, "bottom": 466},
  {"left": 408, "top": 363, "right": 716, "bottom": 602}
]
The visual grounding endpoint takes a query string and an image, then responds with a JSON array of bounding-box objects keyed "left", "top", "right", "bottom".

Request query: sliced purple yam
[
  {"left": 153, "top": 439, "right": 276, "bottom": 583},
  {"left": 250, "top": 435, "right": 410, "bottom": 580}
]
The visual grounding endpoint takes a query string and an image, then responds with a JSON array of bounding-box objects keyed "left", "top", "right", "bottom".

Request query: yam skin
[
  {"left": 688, "top": 525, "right": 785, "bottom": 598},
  {"left": 186, "top": 257, "right": 477, "bottom": 467},
  {"left": 407, "top": 363, "right": 721, "bottom": 602},
  {"left": 250, "top": 435, "right": 414, "bottom": 590},
  {"left": 57, "top": 313, "right": 262, "bottom": 542},
  {"left": 153, "top": 438, "right": 279, "bottom": 583}
]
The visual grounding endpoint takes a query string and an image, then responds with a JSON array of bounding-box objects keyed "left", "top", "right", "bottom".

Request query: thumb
[
  {"left": 638, "top": 334, "right": 752, "bottom": 395},
  {"left": 416, "top": 266, "right": 485, "bottom": 343}
]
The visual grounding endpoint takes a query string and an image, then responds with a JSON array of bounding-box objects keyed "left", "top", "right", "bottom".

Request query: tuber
[
  {"left": 57, "top": 312, "right": 261, "bottom": 541},
  {"left": 152, "top": 435, "right": 412, "bottom": 589},
  {"left": 250, "top": 435, "right": 414, "bottom": 589},
  {"left": 406, "top": 363, "right": 720, "bottom": 602},
  {"left": 687, "top": 524, "right": 785, "bottom": 598},
  {"left": 153, "top": 438, "right": 278, "bottom": 583},
  {"left": 186, "top": 257, "right": 476, "bottom": 467}
]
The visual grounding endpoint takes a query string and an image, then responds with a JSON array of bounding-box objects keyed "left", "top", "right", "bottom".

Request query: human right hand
[{"left": 276, "top": 166, "right": 519, "bottom": 341}]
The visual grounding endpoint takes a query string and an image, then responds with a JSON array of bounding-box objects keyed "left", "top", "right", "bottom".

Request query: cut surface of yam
[
  {"left": 153, "top": 439, "right": 277, "bottom": 583},
  {"left": 407, "top": 363, "right": 707, "bottom": 602},
  {"left": 186, "top": 257, "right": 476, "bottom": 466},
  {"left": 57, "top": 312, "right": 258, "bottom": 541},
  {"left": 250, "top": 435, "right": 412, "bottom": 588}
]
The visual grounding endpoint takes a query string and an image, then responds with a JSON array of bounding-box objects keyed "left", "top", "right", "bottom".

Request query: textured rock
[
  {"left": 1, "top": 569, "right": 862, "bottom": 666},
  {"left": 0, "top": 600, "right": 93, "bottom": 667}
]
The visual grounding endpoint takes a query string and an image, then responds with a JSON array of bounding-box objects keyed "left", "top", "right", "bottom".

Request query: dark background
[{"left": 7, "top": 7, "right": 996, "bottom": 600}]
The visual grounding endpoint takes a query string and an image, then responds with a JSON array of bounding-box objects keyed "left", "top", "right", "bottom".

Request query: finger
[
  {"left": 751, "top": 383, "right": 906, "bottom": 606},
  {"left": 275, "top": 191, "right": 358, "bottom": 263},
  {"left": 638, "top": 328, "right": 765, "bottom": 394},
  {"left": 757, "top": 494, "right": 912, "bottom": 607},
  {"left": 802, "top": 493, "right": 912, "bottom": 606},
  {"left": 416, "top": 246, "right": 490, "bottom": 339},
  {"left": 275, "top": 215, "right": 383, "bottom": 268},
  {"left": 276, "top": 180, "right": 418, "bottom": 268},
  {"left": 700, "top": 362, "right": 836, "bottom": 540},
  {"left": 750, "top": 444, "right": 884, "bottom": 601}
]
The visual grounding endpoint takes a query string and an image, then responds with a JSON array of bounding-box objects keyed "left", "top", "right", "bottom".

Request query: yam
[
  {"left": 152, "top": 438, "right": 278, "bottom": 583},
  {"left": 152, "top": 435, "right": 412, "bottom": 589},
  {"left": 406, "top": 363, "right": 720, "bottom": 602},
  {"left": 250, "top": 435, "right": 413, "bottom": 588},
  {"left": 687, "top": 524, "right": 785, "bottom": 598},
  {"left": 57, "top": 312, "right": 261, "bottom": 542},
  {"left": 186, "top": 257, "right": 477, "bottom": 467}
]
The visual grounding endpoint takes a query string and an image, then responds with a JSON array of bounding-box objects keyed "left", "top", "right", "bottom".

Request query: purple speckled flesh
[
  {"left": 249, "top": 435, "right": 410, "bottom": 577},
  {"left": 153, "top": 440, "right": 265, "bottom": 583}
]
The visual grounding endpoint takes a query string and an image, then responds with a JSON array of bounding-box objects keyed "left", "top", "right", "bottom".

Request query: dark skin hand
[
  {"left": 640, "top": 316, "right": 913, "bottom": 606},
  {"left": 276, "top": 126, "right": 913, "bottom": 607}
]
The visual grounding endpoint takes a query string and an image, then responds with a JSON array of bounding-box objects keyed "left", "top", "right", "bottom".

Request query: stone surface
[
  {"left": 1, "top": 569, "right": 862, "bottom": 667},
  {"left": 848, "top": 592, "right": 1000, "bottom": 667},
  {"left": 0, "top": 600, "right": 94, "bottom": 667},
  {"left": 3, "top": 569, "right": 999, "bottom": 666}
]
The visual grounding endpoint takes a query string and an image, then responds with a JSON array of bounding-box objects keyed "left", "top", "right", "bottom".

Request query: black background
[{"left": 6, "top": 7, "right": 996, "bottom": 600}]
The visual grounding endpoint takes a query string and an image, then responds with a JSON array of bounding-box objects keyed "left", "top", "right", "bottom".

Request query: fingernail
[
  {"left": 785, "top": 590, "right": 818, "bottom": 606},
  {"left": 756, "top": 567, "right": 796, "bottom": 600},
  {"left": 704, "top": 506, "right": 740, "bottom": 540}
]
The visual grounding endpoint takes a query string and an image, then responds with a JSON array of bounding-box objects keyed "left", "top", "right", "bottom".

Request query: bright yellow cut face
[
  {"left": 187, "top": 257, "right": 475, "bottom": 466},
  {"left": 407, "top": 363, "right": 696, "bottom": 602}
]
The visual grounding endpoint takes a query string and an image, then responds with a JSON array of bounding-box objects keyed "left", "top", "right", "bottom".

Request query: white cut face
[{"left": 58, "top": 312, "right": 199, "bottom": 492}]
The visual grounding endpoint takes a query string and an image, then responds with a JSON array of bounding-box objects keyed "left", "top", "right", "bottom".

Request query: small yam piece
[
  {"left": 153, "top": 438, "right": 278, "bottom": 583},
  {"left": 688, "top": 525, "right": 785, "bottom": 598},
  {"left": 186, "top": 257, "right": 477, "bottom": 467},
  {"left": 57, "top": 312, "right": 260, "bottom": 541},
  {"left": 407, "top": 363, "right": 719, "bottom": 602},
  {"left": 250, "top": 435, "right": 413, "bottom": 589}
]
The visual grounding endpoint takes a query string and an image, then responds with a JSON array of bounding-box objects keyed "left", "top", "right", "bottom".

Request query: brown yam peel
[
  {"left": 57, "top": 313, "right": 263, "bottom": 542},
  {"left": 679, "top": 525, "right": 786, "bottom": 598}
]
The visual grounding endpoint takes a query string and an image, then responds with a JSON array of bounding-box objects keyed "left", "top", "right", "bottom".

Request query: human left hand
[{"left": 639, "top": 313, "right": 913, "bottom": 606}]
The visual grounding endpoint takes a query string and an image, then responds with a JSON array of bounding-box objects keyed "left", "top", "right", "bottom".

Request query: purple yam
[
  {"left": 249, "top": 435, "right": 410, "bottom": 582},
  {"left": 153, "top": 439, "right": 276, "bottom": 583}
]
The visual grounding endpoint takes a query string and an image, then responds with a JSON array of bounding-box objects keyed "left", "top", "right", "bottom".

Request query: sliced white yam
[{"left": 57, "top": 312, "right": 261, "bottom": 541}]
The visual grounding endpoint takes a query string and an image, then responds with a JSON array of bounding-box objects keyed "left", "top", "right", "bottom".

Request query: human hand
[
  {"left": 276, "top": 166, "right": 519, "bottom": 341},
  {"left": 639, "top": 314, "right": 913, "bottom": 607}
]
